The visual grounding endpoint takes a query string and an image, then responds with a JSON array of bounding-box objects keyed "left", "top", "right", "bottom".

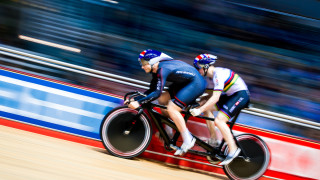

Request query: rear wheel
[
  {"left": 223, "top": 134, "right": 270, "bottom": 180},
  {"left": 100, "top": 106, "right": 152, "bottom": 158}
]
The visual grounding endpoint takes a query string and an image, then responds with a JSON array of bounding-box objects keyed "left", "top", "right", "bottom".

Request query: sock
[{"left": 181, "top": 130, "right": 192, "bottom": 143}]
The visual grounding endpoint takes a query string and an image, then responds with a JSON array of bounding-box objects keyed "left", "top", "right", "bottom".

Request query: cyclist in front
[
  {"left": 127, "top": 49, "right": 207, "bottom": 156},
  {"left": 190, "top": 54, "right": 250, "bottom": 165}
]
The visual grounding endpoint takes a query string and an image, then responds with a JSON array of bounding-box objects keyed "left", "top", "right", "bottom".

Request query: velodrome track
[
  {"left": 0, "top": 66, "right": 319, "bottom": 180},
  {"left": 0, "top": 125, "right": 228, "bottom": 180}
]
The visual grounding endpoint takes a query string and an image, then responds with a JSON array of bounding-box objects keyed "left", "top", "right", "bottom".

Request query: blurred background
[{"left": 0, "top": 0, "right": 319, "bottom": 129}]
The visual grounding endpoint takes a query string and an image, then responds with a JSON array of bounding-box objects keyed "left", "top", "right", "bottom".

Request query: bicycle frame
[
  {"left": 101, "top": 91, "right": 270, "bottom": 179},
  {"left": 124, "top": 91, "right": 249, "bottom": 159},
  {"left": 139, "top": 102, "right": 240, "bottom": 159}
]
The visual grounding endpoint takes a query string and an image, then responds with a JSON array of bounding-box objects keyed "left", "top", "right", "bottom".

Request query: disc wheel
[
  {"left": 100, "top": 106, "right": 152, "bottom": 158},
  {"left": 223, "top": 134, "right": 270, "bottom": 180}
]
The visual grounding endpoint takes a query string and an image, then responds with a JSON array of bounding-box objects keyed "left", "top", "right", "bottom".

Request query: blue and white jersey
[{"left": 138, "top": 60, "right": 204, "bottom": 104}]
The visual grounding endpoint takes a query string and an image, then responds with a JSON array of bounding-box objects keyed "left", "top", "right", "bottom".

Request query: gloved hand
[
  {"left": 190, "top": 108, "right": 201, "bottom": 116},
  {"left": 128, "top": 101, "right": 140, "bottom": 109}
]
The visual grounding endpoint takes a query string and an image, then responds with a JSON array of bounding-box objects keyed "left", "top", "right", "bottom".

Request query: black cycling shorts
[
  {"left": 168, "top": 77, "right": 207, "bottom": 109},
  {"left": 216, "top": 90, "right": 250, "bottom": 119}
]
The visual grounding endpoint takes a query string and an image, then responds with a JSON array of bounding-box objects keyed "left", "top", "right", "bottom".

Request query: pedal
[
  {"left": 169, "top": 144, "right": 180, "bottom": 151},
  {"left": 215, "top": 154, "right": 224, "bottom": 161}
]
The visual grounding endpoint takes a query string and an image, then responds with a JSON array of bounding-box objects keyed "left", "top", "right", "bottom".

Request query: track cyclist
[
  {"left": 190, "top": 53, "right": 250, "bottom": 165},
  {"left": 126, "top": 49, "right": 207, "bottom": 156}
]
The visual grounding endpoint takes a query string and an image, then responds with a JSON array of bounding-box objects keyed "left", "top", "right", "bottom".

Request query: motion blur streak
[
  {"left": 0, "top": 0, "right": 319, "bottom": 140},
  {"left": 102, "top": 0, "right": 119, "bottom": 4},
  {"left": 19, "top": 35, "right": 81, "bottom": 53}
]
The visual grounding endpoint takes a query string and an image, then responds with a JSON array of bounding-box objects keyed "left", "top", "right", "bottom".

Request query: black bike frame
[
  {"left": 110, "top": 91, "right": 269, "bottom": 179},
  {"left": 140, "top": 102, "right": 238, "bottom": 158},
  {"left": 125, "top": 91, "right": 249, "bottom": 160}
]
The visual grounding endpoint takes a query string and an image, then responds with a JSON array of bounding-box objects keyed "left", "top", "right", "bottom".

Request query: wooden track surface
[{"left": 0, "top": 125, "right": 227, "bottom": 180}]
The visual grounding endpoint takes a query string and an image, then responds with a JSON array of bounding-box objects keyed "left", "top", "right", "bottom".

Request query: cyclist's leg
[
  {"left": 158, "top": 90, "right": 171, "bottom": 117},
  {"left": 215, "top": 111, "right": 242, "bottom": 166},
  {"left": 215, "top": 90, "right": 250, "bottom": 165},
  {"left": 204, "top": 111, "right": 216, "bottom": 138},
  {"left": 200, "top": 90, "right": 219, "bottom": 145},
  {"left": 167, "top": 101, "right": 188, "bottom": 136},
  {"left": 158, "top": 90, "right": 171, "bottom": 105},
  {"left": 158, "top": 84, "right": 183, "bottom": 117},
  {"left": 170, "top": 78, "right": 206, "bottom": 155},
  {"left": 167, "top": 101, "right": 196, "bottom": 156},
  {"left": 157, "top": 90, "right": 175, "bottom": 138},
  {"left": 204, "top": 108, "right": 220, "bottom": 146},
  {"left": 216, "top": 91, "right": 249, "bottom": 151},
  {"left": 215, "top": 111, "right": 237, "bottom": 152}
]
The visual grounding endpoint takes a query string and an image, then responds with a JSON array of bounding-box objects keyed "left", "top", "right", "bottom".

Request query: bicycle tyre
[
  {"left": 100, "top": 106, "right": 152, "bottom": 159},
  {"left": 223, "top": 134, "right": 270, "bottom": 180}
]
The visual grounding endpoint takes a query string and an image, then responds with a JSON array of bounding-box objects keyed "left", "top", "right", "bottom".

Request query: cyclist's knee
[
  {"left": 167, "top": 101, "right": 182, "bottom": 113},
  {"left": 203, "top": 110, "right": 214, "bottom": 117},
  {"left": 158, "top": 91, "right": 170, "bottom": 105},
  {"left": 215, "top": 112, "right": 229, "bottom": 124}
]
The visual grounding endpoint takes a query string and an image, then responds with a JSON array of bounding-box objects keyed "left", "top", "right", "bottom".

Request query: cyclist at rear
[
  {"left": 190, "top": 54, "right": 250, "bottom": 165},
  {"left": 127, "top": 49, "right": 207, "bottom": 156}
]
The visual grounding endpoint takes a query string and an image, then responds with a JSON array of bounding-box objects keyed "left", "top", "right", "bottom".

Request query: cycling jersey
[
  {"left": 205, "top": 67, "right": 249, "bottom": 119},
  {"left": 207, "top": 67, "right": 248, "bottom": 96},
  {"left": 137, "top": 60, "right": 207, "bottom": 108}
]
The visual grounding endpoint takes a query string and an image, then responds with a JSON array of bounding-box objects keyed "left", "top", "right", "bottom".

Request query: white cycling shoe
[
  {"left": 219, "top": 148, "right": 241, "bottom": 166},
  {"left": 174, "top": 137, "right": 196, "bottom": 156}
]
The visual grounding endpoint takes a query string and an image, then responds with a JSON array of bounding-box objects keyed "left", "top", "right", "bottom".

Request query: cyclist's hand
[
  {"left": 124, "top": 100, "right": 130, "bottom": 105},
  {"left": 190, "top": 108, "right": 201, "bottom": 116},
  {"left": 128, "top": 101, "right": 140, "bottom": 109}
]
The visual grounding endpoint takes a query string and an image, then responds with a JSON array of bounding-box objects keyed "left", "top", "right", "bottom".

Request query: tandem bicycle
[{"left": 100, "top": 91, "right": 270, "bottom": 180}]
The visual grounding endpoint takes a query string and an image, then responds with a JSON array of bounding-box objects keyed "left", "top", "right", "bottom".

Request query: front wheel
[
  {"left": 223, "top": 134, "right": 270, "bottom": 180},
  {"left": 100, "top": 106, "right": 152, "bottom": 158}
]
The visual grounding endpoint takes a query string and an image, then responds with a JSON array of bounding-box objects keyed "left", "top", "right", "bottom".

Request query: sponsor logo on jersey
[
  {"left": 176, "top": 71, "right": 195, "bottom": 76},
  {"left": 223, "top": 105, "right": 228, "bottom": 110},
  {"left": 230, "top": 97, "right": 244, "bottom": 113},
  {"left": 157, "top": 79, "right": 161, "bottom": 90}
]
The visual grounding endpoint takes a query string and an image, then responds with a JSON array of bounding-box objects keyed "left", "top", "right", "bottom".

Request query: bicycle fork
[{"left": 124, "top": 108, "right": 144, "bottom": 135}]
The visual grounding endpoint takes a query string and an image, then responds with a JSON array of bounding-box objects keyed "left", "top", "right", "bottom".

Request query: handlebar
[
  {"left": 124, "top": 91, "right": 146, "bottom": 105},
  {"left": 124, "top": 91, "right": 200, "bottom": 112}
]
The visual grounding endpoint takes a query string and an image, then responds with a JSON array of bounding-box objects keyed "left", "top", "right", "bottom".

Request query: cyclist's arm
[
  {"left": 199, "top": 73, "right": 224, "bottom": 112},
  {"left": 133, "top": 74, "right": 157, "bottom": 101},
  {"left": 137, "top": 68, "right": 168, "bottom": 105},
  {"left": 143, "top": 73, "right": 157, "bottom": 95},
  {"left": 199, "top": 90, "right": 222, "bottom": 113}
]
